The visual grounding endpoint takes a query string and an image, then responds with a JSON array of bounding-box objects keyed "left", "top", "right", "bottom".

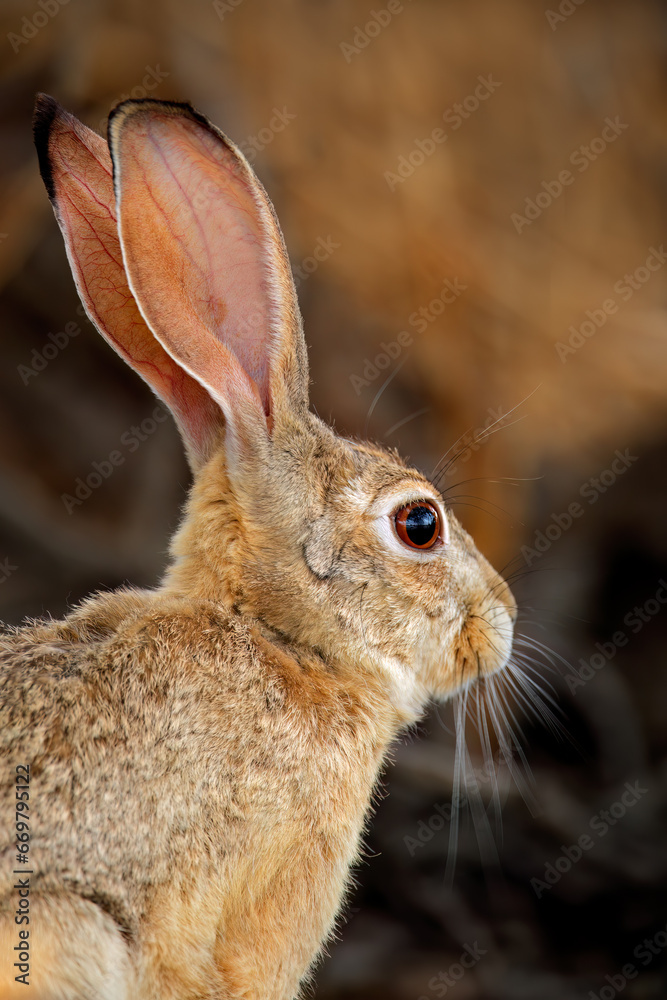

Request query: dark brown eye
[{"left": 394, "top": 501, "right": 441, "bottom": 550}]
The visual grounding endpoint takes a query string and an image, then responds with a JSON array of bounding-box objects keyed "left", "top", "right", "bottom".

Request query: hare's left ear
[
  {"left": 32, "top": 94, "right": 226, "bottom": 472},
  {"left": 108, "top": 99, "right": 308, "bottom": 446}
]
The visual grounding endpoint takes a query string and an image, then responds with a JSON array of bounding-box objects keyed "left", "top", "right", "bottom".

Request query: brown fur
[{"left": 0, "top": 98, "right": 516, "bottom": 999}]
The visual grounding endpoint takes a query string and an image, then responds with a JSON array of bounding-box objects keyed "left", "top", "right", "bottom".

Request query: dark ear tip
[
  {"left": 106, "top": 98, "right": 214, "bottom": 144},
  {"left": 33, "top": 93, "right": 60, "bottom": 200}
]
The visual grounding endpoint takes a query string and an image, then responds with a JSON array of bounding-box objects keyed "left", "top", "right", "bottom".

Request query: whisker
[
  {"left": 512, "top": 634, "right": 563, "bottom": 670},
  {"left": 460, "top": 719, "right": 503, "bottom": 877},
  {"left": 510, "top": 669, "right": 556, "bottom": 705},
  {"left": 483, "top": 674, "right": 541, "bottom": 816},
  {"left": 383, "top": 407, "right": 430, "bottom": 439},
  {"left": 475, "top": 683, "right": 503, "bottom": 841},
  {"left": 503, "top": 664, "right": 564, "bottom": 737},
  {"left": 515, "top": 605, "right": 593, "bottom": 627},
  {"left": 442, "top": 493, "right": 519, "bottom": 523},
  {"left": 511, "top": 638, "right": 563, "bottom": 680},
  {"left": 441, "top": 501, "right": 507, "bottom": 525},
  {"left": 515, "top": 633, "right": 576, "bottom": 675},
  {"left": 444, "top": 686, "right": 467, "bottom": 887},
  {"left": 445, "top": 686, "right": 504, "bottom": 886},
  {"left": 364, "top": 356, "right": 409, "bottom": 437},
  {"left": 431, "top": 384, "right": 542, "bottom": 486},
  {"left": 505, "top": 657, "right": 582, "bottom": 757}
]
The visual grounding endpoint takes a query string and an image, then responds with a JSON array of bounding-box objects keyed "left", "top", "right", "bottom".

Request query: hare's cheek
[{"left": 416, "top": 636, "right": 462, "bottom": 698}]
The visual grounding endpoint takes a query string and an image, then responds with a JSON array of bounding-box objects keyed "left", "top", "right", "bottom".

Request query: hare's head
[{"left": 35, "top": 95, "right": 516, "bottom": 716}]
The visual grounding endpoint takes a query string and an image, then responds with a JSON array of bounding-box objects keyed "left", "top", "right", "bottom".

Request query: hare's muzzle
[{"left": 461, "top": 568, "right": 517, "bottom": 681}]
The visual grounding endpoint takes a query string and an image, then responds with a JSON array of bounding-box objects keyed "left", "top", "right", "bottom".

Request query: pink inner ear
[
  {"left": 111, "top": 109, "right": 279, "bottom": 416},
  {"left": 43, "top": 104, "right": 222, "bottom": 464}
]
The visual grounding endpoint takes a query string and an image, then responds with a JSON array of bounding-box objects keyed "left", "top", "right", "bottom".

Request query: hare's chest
[
  {"left": 139, "top": 706, "right": 376, "bottom": 996},
  {"left": 142, "top": 817, "right": 359, "bottom": 999}
]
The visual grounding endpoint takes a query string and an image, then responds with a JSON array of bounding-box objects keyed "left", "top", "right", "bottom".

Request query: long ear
[
  {"left": 106, "top": 99, "right": 309, "bottom": 448},
  {"left": 32, "top": 94, "right": 223, "bottom": 470}
]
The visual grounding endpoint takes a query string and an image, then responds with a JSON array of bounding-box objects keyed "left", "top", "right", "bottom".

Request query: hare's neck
[
  {"left": 159, "top": 465, "right": 248, "bottom": 609},
  {"left": 160, "top": 525, "right": 238, "bottom": 610}
]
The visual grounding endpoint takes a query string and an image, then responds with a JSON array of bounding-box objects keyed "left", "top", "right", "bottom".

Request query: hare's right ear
[
  {"left": 106, "top": 99, "right": 308, "bottom": 458},
  {"left": 32, "top": 94, "right": 223, "bottom": 471}
]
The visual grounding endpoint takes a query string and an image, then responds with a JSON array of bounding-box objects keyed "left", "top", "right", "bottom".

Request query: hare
[{"left": 0, "top": 95, "right": 517, "bottom": 1000}]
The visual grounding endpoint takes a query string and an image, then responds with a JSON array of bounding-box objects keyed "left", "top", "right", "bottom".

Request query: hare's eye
[{"left": 394, "top": 501, "right": 441, "bottom": 550}]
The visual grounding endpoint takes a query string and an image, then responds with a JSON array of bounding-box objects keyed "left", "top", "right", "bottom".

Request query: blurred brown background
[{"left": 1, "top": 1, "right": 667, "bottom": 997}]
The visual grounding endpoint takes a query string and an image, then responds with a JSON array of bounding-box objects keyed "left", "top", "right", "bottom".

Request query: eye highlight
[{"left": 394, "top": 500, "right": 441, "bottom": 550}]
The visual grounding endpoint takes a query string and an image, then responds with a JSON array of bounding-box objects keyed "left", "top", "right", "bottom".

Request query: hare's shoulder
[
  {"left": 0, "top": 584, "right": 374, "bottom": 778},
  {"left": 0, "top": 588, "right": 259, "bottom": 752},
  {"left": 0, "top": 586, "right": 260, "bottom": 698}
]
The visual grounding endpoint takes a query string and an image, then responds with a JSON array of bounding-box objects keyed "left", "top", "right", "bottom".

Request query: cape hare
[{"left": 0, "top": 96, "right": 517, "bottom": 999}]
